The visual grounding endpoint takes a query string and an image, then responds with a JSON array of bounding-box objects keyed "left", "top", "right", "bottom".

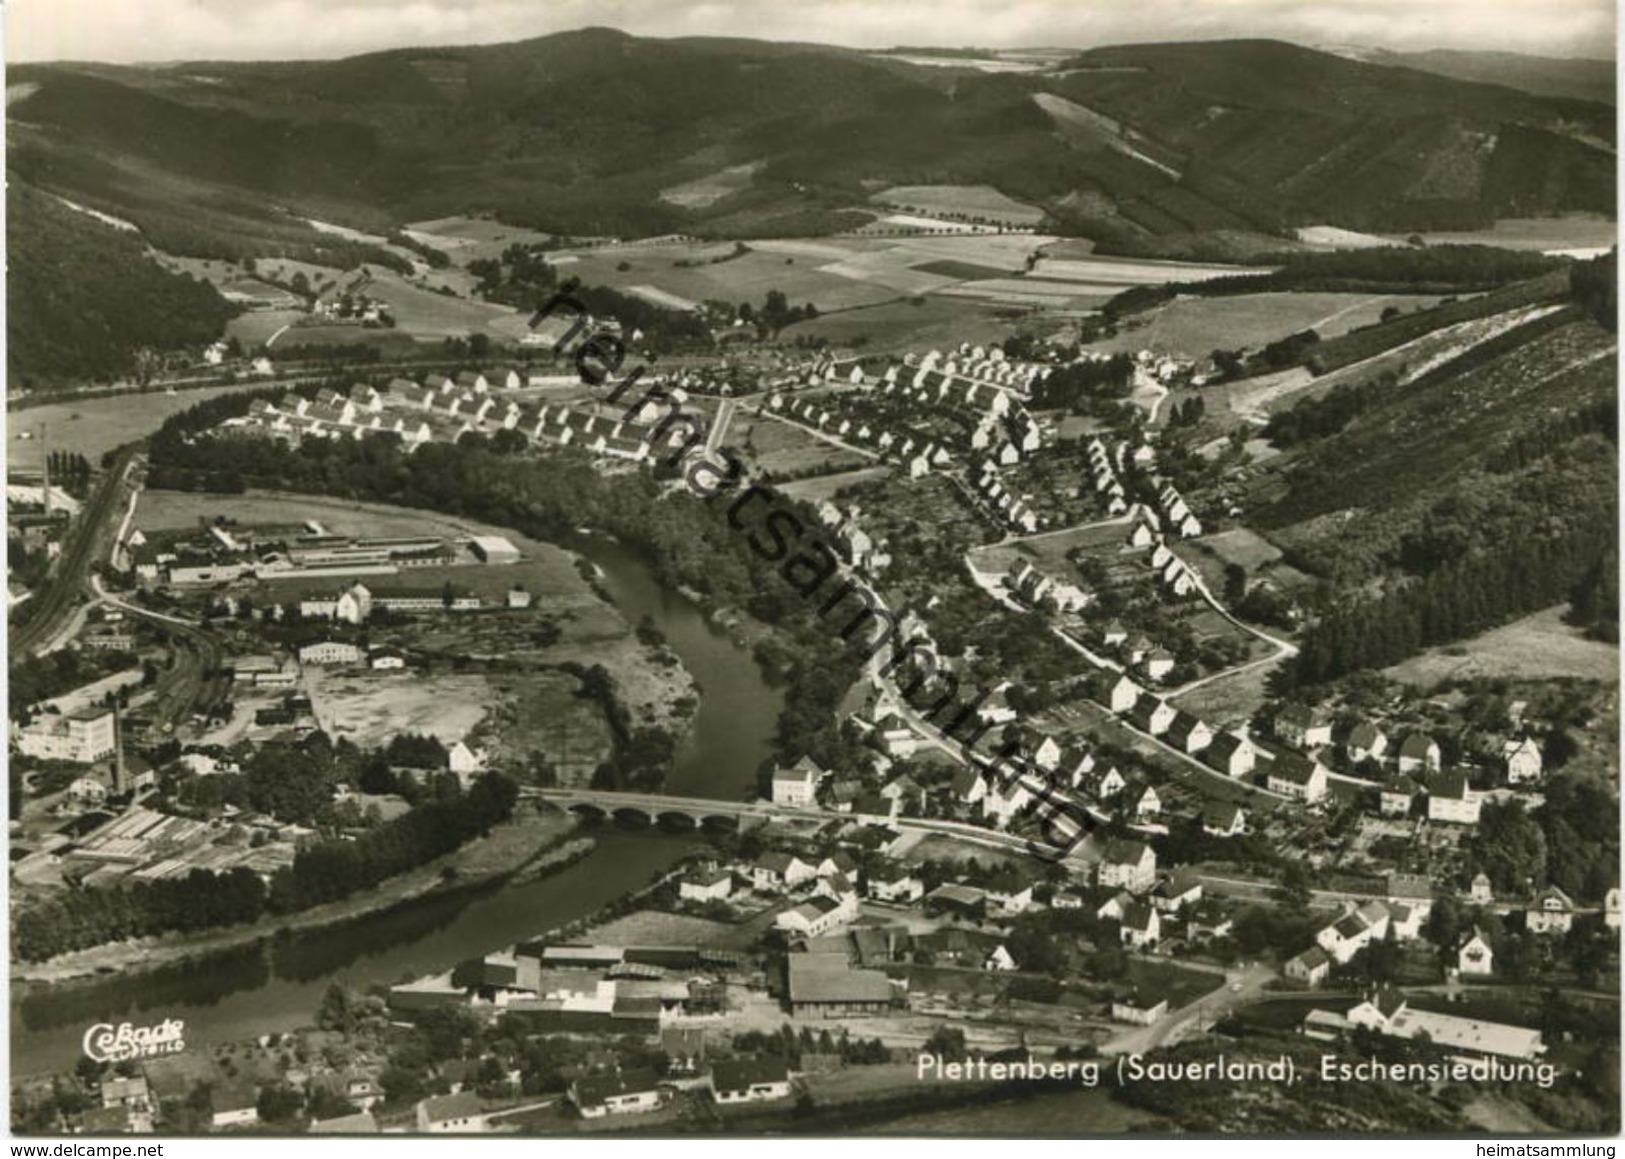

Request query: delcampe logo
[{"left": 82, "top": 1018, "right": 187, "bottom": 1063}]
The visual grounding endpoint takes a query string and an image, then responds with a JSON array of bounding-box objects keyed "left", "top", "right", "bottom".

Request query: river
[{"left": 10, "top": 532, "right": 786, "bottom": 1077}]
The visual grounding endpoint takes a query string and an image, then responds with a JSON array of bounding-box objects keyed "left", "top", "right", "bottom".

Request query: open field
[
  {"left": 1168, "top": 659, "right": 1278, "bottom": 728},
  {"left": 1381, "top": 605, "right": 1620, "bottom": 687},
  {"left": 973, "top": 520, "right": 1131, "bottom": 576},
  {"left": 659, "top": 162, "right": 764, "bottom": 208},
  {"left": 734, "top": 412, "right": 874, "bottom": 477},
  {"left": 305, "top": 669, "right": 493, "bottom": 748},
  {"left": 780, "top": 296, "right": 1024, "bottom": 353},
  {"left": 1398, "top": 215, "right": 1617, "bottom": 253},
  {"left": 872, "top": 184, "right": 1046, "bottom": 226},
  {"left": 1190, "top": 527, "right": 1284, "bottom": 572},
  {"left": 402, "top": 215, "right": 558, "bottom": 264},
  {"left": 1094, "top": 291, "right": 1446, "bottom": 358},
  {"left": 225, "top": 309, "right": 305, "bottom": 347},
  {"left": 1029, "top": 255, "right": 1262, "bottom": 285},
  {"left": 349, "top": 267, "right": 532, "bottom": 339},
  {"left": 776, "top": 465, "right": 892, "bottom": 504},
  {"left": 940, "top": 278, "right": 1113, "bottom": 308},
  {"left": 547, "top": 240, "right": 898, "bottom": 313},
  {"left": 7, "top": 384, "right": 276, "bottom": 474}
]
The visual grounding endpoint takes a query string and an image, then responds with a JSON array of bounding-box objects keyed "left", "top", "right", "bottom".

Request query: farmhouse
[
  {"left": 679, "top": 872, "right": 734, "bottom": 903},
  {"left": 1285, "top": 946, "right": 1332, "bottom": 987},
  {"left": 1396, "top": 733, "right": 1441, "bottom": 775},
  {"left": 1203, "top": 802, "right": 1246, "bottom": 837}
]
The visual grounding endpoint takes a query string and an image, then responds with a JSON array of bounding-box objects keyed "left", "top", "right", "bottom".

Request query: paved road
[{"left": 1101, "top": 960, "right": 1277, "bottom": 1056}]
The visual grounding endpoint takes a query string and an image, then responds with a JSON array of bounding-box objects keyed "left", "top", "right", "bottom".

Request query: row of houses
[
  {"left": 1277, "top": 705, "right": 1546, "bottom": 786},
  {"left": 766, "top": 392, "right": 952, "bottom": 479}
]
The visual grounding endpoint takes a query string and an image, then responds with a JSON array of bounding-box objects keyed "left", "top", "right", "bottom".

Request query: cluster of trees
[
  {"left": 12, "top": 771, "right": 519, "bottom": 962},
  {"left": 1288, "top": 504, "right": 1614, "bottom": 687},
  {"left": 1262, "top": 378, "right": 1386, "bottom": 446},
  {"left": 733, "top": 1023, "right": 890, "bottom": 1066},
  {"left": 40, "top": 452, "right": 94, "bottom": 497},
  {"left": 738, "top": 289, "right": 818, "bottom": 337},
  {"left": 1028, "top": 354, "right": 1134, "bottom": 412},
  {"left": 266, "top": 771, "right": 518, "bottom": 912},
  {"left": 1569, "top": 248, "right": 1616, "bottom": 331},
  {"left": 9, "top": 649, "right": 136, "bottom": 716},
  {"left": 8, "top": 182, "right": 241, "bottom": 388},
  {"left": 469, "top": 243, "right": 711, "bottom": 350},
  {"left": 13, "top": 867, "right": 268, "bottom": 963},
  {"left": 386, "top": 230, "right": 451, "bottom": 269},
  {"left": 1467, "top": 777, "right": 1619, "bottom": 903}
]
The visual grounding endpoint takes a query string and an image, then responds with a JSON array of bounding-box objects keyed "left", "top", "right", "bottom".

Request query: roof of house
[
  {"left": 780, "top": 754, "right": 826, "bottom": 782},
  {"left": 1121, "top": 902, "right": 1157, "bottom": 932},
  {"left": 573, "top": 1069, "right": 662, "bottom": 1107},
  {"left": 756, "top": 851, "right": 807, "bottom": 875},
  {"left": 310, "top": 1111, "right": 379, "bottom": 1134},
  {"left": 1166, "top": 712, "right": 1208, "bottom": 743},
  {"left": 1426, "top": 768, "right": 1470, "bottom": 800},
  {"left": 1348, "top": 721, "right": 1385, "bottom": 747},
  {"left": 1206, "top": 731, "right": 1251, "bottom": 759},
  {"left": 1098, "top": 837, "right": 1151, "bottom": 866},
  {"left": 785, "top": 954, "right": 894, "bottom": 1005},
  {"left": 1399, "top": 733, "right": 1438, "bottom": 758},
  {"left": 1290, "top": 946, "right": 1332, "bottom": 971},
  {"left": 1205, "top": 802, "right": 1245, "bottom": 828},
  {"left": 1271, "top": 753, "right": 1324, "bottom": 785},
  {"left": 711, "top": 1056, "right": 790, "bottom": 1094},
  {"left": 1276, "top": 703, "right": 1327, "bottom": 728},
  {"left": 1332, "top": 913, "right": 1369, "bottom": 939}
]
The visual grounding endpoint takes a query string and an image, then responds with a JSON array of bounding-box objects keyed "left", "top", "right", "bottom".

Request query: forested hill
[
  {"left": 6, "top": 180, "right": 239, "bottom": 388},
  {"left": 1254, "top": 254, "right": 1619, "bottom": 686},
  {"left": 5, "top": 32, "right": 1614, "bottom": 255}
]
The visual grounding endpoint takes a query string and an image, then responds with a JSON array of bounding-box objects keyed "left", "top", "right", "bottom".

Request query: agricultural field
[
  {"left": 1028, "top": 255, "right": 1262, "bottom": 285},
  {"left": 1380, "top": 605, "right": 1620, "bottom": 686},
  {"left": 343, "top": 266, "right": 532, "bottom": 340},
  {"left": 940, "top": 278, "right": 1112, "bottom": 309},
  {"left": 779, "top": 296, "right": 1018, "bottom": 353},
  {"left": 871, "top": 184, "right": 1047, "bottom": 227},
  {"left": 1092, "top": 291, "right": 1447, "bottom": 359},
  {"left": 545, "top": 239, "right": 898, "bottom": 313}
]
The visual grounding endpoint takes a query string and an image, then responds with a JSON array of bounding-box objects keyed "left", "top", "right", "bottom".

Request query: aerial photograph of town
[{"left": 3, "top": 0, "right": 1619, "bottom": 1146}]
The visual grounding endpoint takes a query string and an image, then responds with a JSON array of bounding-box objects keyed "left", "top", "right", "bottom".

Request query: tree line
[{"left": 12, "top": 771, "right": 518, "bottom": 962}]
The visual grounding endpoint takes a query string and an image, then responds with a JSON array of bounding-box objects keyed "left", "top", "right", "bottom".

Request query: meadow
[
  {"left": 7, "top": 384, "right": 276, "bottom": 473},
  {"left": 872, "top": 184, "right": 1047, "bottom": 226},
  {"left": 1093, "top": 291, "right": 1446, "bottom": 358},
  {"left": 1381, "top": 605, "right": 1619, "bottom": 686}
]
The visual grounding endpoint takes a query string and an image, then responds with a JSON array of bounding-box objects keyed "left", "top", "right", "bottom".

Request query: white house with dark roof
[
  {"left": 1204, "top": 731, "right": 1256, "bottom": 777},
  {"left": 1425, "top": 768, "right": 1481, "bottom": 825},
  {"left": 771, "top": 756, "right": 824, "bottom": 807},
  {"left": 1502, "top": 736, "right": 1543, "bottom": 784},
  {"left": 1396, "top": 733, "right": 1441, "bottom": 775},
  {"left": 1096, "top": 837, "right": 1156, "bottom": 893},
  {"left": 1268, "top": 753, "right": 1328, "bottom": 803}
]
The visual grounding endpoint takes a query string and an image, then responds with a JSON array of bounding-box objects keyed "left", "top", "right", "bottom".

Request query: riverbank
[{"left": 11, "top": 803, "right": 583, "bottom": 986}]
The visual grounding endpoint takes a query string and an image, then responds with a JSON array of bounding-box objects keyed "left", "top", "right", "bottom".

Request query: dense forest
[{"left": 7, "top": 182, "right": 241, "bottom": 387}]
